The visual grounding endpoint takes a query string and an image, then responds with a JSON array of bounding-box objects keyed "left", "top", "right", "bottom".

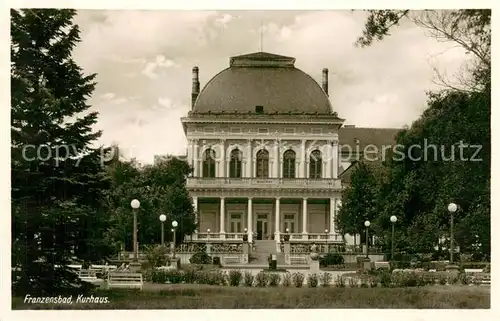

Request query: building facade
[{"left": 178, "top": 52, "right": 399, "bottom": 251}]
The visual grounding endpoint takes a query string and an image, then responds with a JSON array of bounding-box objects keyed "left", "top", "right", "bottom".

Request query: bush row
[{"left": 141, "top": 269, "right": 484, "bottom": 288}]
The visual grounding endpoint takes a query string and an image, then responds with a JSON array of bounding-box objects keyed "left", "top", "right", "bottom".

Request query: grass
[{"left": 12, "top": 285, "right": 489, "bottom": 309}]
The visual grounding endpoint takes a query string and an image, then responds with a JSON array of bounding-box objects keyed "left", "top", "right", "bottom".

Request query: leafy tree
[
  {"left": 336, "top": 161, "right": 383, "bottom": 245},
  {"left": 350, "top": 9, "right": 490, "bottom": 259},
  {"left": 357, "top": 10, "right": 490, "bottom": 92},
  {"left": 11, "top": 9, "right": 113, "bottom": 295},
  {"left": 106, "top": 156, "right": 196, "bottom": 251}
]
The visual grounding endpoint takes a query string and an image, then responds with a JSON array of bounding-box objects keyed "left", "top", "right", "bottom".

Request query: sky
[{"left": 72, "top": 10, "right": 468, "bottom": 164}]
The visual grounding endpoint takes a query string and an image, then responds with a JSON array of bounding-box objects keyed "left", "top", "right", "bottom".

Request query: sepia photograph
[{"left": 8, "top": 6, "right": 491, "bottom": 310}]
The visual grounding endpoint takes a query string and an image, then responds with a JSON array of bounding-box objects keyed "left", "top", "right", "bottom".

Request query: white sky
[{"left": 72, "top": 10, "right": 467, "bottom": 164}]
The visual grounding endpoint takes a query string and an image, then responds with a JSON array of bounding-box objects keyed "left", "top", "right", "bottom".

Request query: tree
[
  {"left": 336, "top": 161, "right": 383, "bottom": 245},
  {"left": 351, "top": 10, "right": 490, "bottom": 259},
  {"left": 11, "top": 9, "right": 113, "bottom": 295},
  {"left": 106, "top": 156, "right": 196, "bottom": 251},
  {"left": 357, "top": 10, "right": 490, "bottom": 92}
]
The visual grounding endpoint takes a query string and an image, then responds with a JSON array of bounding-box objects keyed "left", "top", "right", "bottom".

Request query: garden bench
[
  {"left": 290, "top": 257, "right": 308, "bottom": 265},
  {"left": 464, "top": 268, "right": 483, "bottom": 273},
  {"left": 107, "top": 272, "right": 143, "bottom": 290},
  {"left": 223, "top": 256, "right": 240, "bottom": 265},
  {"left": 374, "top": 261, "right": 390, "bottom": 269},
  {"left": 78, "top": 269, "right": 98, "bottom": 282}
]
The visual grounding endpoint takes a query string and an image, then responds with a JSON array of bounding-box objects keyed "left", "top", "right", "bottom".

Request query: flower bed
[{"left": 140, "top": 268, "right": 488, "bottom": 288}]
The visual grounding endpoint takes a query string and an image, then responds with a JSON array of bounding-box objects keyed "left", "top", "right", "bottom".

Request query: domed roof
[{"left": 192, "top": 52, "right": 333, "bottom": 114}]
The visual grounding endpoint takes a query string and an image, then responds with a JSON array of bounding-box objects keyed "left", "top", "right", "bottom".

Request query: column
[
  {"left": 274, "top": 140, "right": 280, "bottom": 178},
  {"left": 329, "top": 198, "right": 335, "bottom": 239},
  {"left": 187, "top": 139, "right": 193, "bottom": 174},
  {"left": 246, "top": 139, "right": 252, "bottom": 178},
  {"left": 325, "top": 141, "right": 332, "bottom": 178},
  {"left": 193, "top": 140, "right": 199, "bottom": 177},
  {"left": 220, "top": 197, "right": 225, "bottom": 238},
  {"left": 332, "top": 140, "right": 339, "bottom": 179},
  {"left": 275, "top": 197, "right": 280, "bottom": 241},
  {"left": 300, "top": 140, "right": 306, "bottom": 178},
  {"left": 247, "top": 198, "right": 253, "bottom": 242},
  {"left": 302, "top": 198, "right": 308, "bottom": 235},
  {"left": 219, "top": 139, "right": 226, "bottom": 178}
]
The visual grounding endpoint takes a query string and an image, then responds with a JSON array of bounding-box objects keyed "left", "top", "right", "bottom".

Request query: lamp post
[
  {"left": 172, "top": 220, "right": 178, "bottom": 259},
  {"left": 390, "top": 216, "right": 397, "bottom": 261},
  {"left": 130, "top": 199, "right": 140, "bottom": 262},
  {"left": 448, "top": 203, "right": 458, "bottom": 264},
  {"left": 243, "top": 228, "right": 248, "bottom": 242},
  {"left": 364, "top": 220, "right": 370, "bottom": 258},
  {"left": 159, "top": 214, "right": 166, "bottom": 246},
  {"left": 325, "top": 229, "right": 329, "bottom": 253},
  {"left": 207, "top": 228, "right": 211, "bottom": 241}
]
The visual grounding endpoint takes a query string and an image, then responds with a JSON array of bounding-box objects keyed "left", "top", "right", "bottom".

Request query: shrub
[
  {"left": 415, "top": 273, "right": 429, "bottom": 286},
  {"left": 142, "top": 270, "right": 154, "bottom": 282},
  {"left": 447, "top": 274, "right": 459, "bottom": 285},
  {"left": 183, "top": 267, "right": 197, "bottom": 284},
  {"left": 151, "top": 271, "right": 168, "bottom": 284},
  {"left": 212, "top": 271, "right": 227, "bottom": 285},
  {"left": 458, "top": 272, "right": 472, "bottom": 285},
  {"left": 255, "top": 272, "right": 269, "bottom": 287},
  {"left": 391, "top": 272, "right": 419, "bottom": 287},
  {"left": 307, "top": 273, "right": 319, "bottom": 288},
  {"left": 190, "top": 250, "right": 212, "bottom": 265},
  {"left": 348, "top": 277, "right": 358, "bottom": 288},
  {"left": 145, "top": 245, "right": 170, "bottom": 268},
  {"left": 319, "top": 272, "right": 332, "bottom": 287},
  {"left": 320, "top": 253, "right": 344, "bottom": 267},
  {"left": 359, "top": 278, "right": 369, "bottom": 288},
  {"left": 194, "top": 271, "right": 209, "bottom": 284},
  {"left": 167, "top": 270, "right": 185, "bottom": 284},
  {"left": 379, "top": 271, "right": 392, "bottom": 288},
  {"left": 268, "top": 273, "right": 281, "bottom": 287},
  {"left": 437, "top": 274, "right": 448, "bottom": 285},
  {"left": 228, "top": 270, "right": 242, "bottom": 286},
  {"left": 282, "top": 273, "right": 292, "bottom": 287},
  {"left": 369, "top": 276, "right": 378, "bottom": 288},
  {"left": 198, "top": 270, "right": 226, "bottom": 285},
  {"left": 334, "top": 275, "right": 346, "bottom": 288},
  {"left": 243, "top": 271, "right": 255, "bottom": 287},
  {"left": 292, "top": 272, "right": 305, "bottom": 288}
]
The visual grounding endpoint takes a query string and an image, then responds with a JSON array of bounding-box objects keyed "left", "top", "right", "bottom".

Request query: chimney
[
  {"left": 191, "top": 66, "right": 200, "bottom": 108},
  {"left": 322, "top": 68, "right": 329, "bottom": 96}
]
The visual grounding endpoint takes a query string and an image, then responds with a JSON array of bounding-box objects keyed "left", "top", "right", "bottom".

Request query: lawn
[{"left": 12, "top": 284, "right": 490, "bottom": 309}]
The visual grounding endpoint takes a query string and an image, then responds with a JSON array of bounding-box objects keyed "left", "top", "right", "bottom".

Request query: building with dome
[{"left": 176, "top": 52, "right": 400, "bottom": 263}]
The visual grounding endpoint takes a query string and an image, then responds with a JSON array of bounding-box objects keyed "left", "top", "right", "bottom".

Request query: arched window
[
  {"left": 202, "top": 149, "right": 216, "bottom": 178},
  {"left": 229, "top": 149, "right": 242, "bottom": 178},
  {"left": 283, "top": 150, "right": 296, "bottom": 179},
  {"left": 256, "top": 149, "right": 269, "bottom": 178},
  {"left": 309, "top": 150, "right": 322, "bottom": 179}
]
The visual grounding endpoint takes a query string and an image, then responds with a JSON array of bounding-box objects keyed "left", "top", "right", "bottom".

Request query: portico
[{"left": 190, "top": 196, "right": 342, "bottom": 244}]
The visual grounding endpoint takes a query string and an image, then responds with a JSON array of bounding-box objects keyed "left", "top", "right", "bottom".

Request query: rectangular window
[
  {"left": 311, "top": 128, "right": 323, "bottom": 134},
  {"left": 204, "top": 127, "right": 215, "bottom": 133},
  {"left": 230, "top": 127, "right": 241, "bottom": 133},
  {"left": 284, "top": 128, "right": 296, "bottom": 134},
  {"left": 258, "top": 128, "right": 269, "bottom": 133}
]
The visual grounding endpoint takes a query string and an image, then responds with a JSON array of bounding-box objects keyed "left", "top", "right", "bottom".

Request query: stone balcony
[{"left": 186, "top": 177, "right": 342, "bottom": 190}]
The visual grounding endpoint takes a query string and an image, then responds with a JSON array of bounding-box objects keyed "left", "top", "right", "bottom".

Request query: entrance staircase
[{"left": 250, "top": 240, "right": 286, "bottom": 265}]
